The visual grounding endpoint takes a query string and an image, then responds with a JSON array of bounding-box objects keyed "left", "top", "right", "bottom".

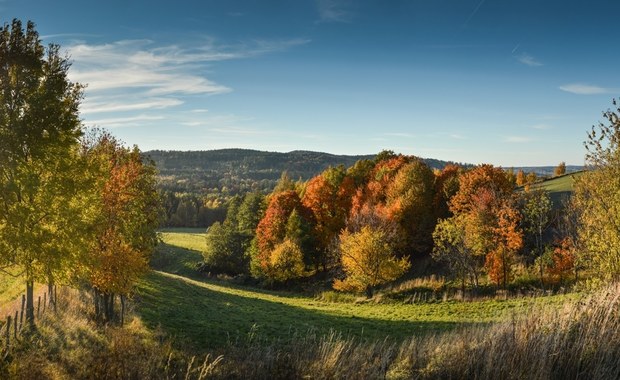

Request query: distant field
[
  {"left": 529, "top": 171, "right": 583, "bottom": 193},
  {"left": 139, "top": 229, "right": 578, "bottom": 352},
  {"left": 523, "top": 171, "right": 584, "bottom": 207}
]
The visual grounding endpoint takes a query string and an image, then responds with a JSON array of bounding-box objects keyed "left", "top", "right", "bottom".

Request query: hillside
[
  {"left": 144, "top": 149, "right": 458, "bottom": 195},
  {"left": 525, "top": 171, "right": 584, "bottom": 207}
]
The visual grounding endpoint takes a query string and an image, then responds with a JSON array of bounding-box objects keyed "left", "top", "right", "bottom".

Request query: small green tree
[
  {"left": 520, "top": 189, "right": 552, "bottom": 287},
  {"left": 432, "top": 217, "right": 480, "bottom": 291}
]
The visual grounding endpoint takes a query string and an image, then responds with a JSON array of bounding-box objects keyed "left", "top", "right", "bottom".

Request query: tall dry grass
[
  {"left": 1, "top": 283, "right": 618, "bottom": 379},
  {"left": 0, "top": 288, "right": 221, "bottom": 380},
  {"left": 211, "top": 282, "right": 619, "bottom": 379}
]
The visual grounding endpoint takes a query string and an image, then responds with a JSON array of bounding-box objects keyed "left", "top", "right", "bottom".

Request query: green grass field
[{"left": 138, "top": 229, "right": 577, "bottom": 352}]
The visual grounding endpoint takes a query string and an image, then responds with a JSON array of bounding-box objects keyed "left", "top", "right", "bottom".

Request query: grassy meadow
[
  {"left": 1, "top": 228, "right": 617, "bottom": 379},
  {"left": 138, "top": 229, "right": 578, "bottom": 352}
]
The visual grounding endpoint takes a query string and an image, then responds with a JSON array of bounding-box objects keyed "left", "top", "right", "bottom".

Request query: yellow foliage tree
[
  {"left": 268, "top": 239, "right": 305, "bottom": 282},
  {"left": 334, "top": 225, "right": 410, "bottom": 297}
]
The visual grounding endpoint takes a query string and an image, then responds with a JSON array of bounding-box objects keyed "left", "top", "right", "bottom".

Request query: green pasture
[{"left": 138, "top": 229, "right": 577, "bottom": 352}]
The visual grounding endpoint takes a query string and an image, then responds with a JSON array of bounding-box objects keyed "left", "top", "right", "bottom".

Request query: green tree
[
  {"left": 432, "top": 217, "right": 480, "bottom": 291},
  {"left": 0, "top": 20, "right": 85, "bottom": 326},
  {"left": 575, "top": 98, "right": 620, "bottom": 282},
  {"left": 203, "top": 221, "right": 247, "bottom": 275},
  {"left": 520, "top": 189, "right": 552, "bottom": 286}
]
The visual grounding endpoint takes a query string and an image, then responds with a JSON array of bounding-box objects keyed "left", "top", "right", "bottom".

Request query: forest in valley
[{"left": 0, "top": 19, "right": 619, "bottom": 380}]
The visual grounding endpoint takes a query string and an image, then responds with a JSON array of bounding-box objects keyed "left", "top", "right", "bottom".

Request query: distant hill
[{"left": 144, "top": 149, "right": 460, "bottom": 195}]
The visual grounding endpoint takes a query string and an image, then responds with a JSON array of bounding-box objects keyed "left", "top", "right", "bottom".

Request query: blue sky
[{"left": 2, "top": 0, "right": 619, "bottom": 166}]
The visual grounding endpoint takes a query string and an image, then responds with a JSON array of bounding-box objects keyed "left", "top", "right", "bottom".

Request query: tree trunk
[
  {"left": 365, "top": 285, "right": 373, "bottom": 299},
  {"left": 120, "top": 295, "right": 125, "bottom": 326},
  {"left": 539, "top": 261, "right": 545, "bottom": 290},
  {"left": 48, "top": 280, "right": 55, "bottom": 312},
  {"left": 26, "top": 280, "right": 35, "bottom": 327}
]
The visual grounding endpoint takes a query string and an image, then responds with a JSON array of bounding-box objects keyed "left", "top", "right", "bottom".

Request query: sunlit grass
[{"left": 139, "top": 228, "right": 577, "bottom": 351}]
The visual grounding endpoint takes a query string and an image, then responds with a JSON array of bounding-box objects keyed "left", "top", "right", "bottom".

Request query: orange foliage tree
[
  {"left": 252, "top": 189, "right": 315, "bottom": 279},
  {"left": 434, "top": 165, "right": 522, "bottom": 289},
  {"left": 84, "top": 131, "right": 160, "bottom": 323},
  {"left": 302, "top": 166, "right": 355, "bottom": 270}
]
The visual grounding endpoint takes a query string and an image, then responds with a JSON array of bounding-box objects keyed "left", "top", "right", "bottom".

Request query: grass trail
[{"left": 137, "top": 229, "right": 577, "bottom": 351}]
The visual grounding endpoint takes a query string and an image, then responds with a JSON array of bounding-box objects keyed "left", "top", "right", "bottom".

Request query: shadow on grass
[{"left": 136, "top": 270, "right": 483, "bottom": 353}]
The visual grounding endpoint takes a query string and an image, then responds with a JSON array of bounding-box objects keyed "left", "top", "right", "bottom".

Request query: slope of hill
[
  {"left": 526, "top": 171, "right": 584, "bottom": 207},
  {"left": 144, "top": 149, "right": 458, "bottom": 195}
]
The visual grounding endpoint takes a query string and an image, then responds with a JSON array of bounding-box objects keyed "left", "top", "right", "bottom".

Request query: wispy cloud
[
  {"left": 559, "top": 83, "right": 617, "bottom": 95},
  {"left": 384, "top": 132, "right": 415, "bottom": 138},
  {"left": 81, "top": 98, "right": 183, "bottom": 114},
  {"left": 517, "top": 53, "right": 542, "bottom": 67},
  {"left": 504, "top": 136, "right": 533, "bottom": 143},
  {"left": 463, "top": 0, "right": 486, "bottom": 27},
  {"left": 88, "top": 114, "right": 164, "bottom": 128},
  {"left": 449, "top": 134, "right": 467, "bottom": 140},
  {"left": 317, "top": 0, "right": 353, "bottom": 23},
  {"left": 67, "top": 37, "right": 310, "bottom": 129},
  {"left": 530, "top": 123, "right": 553, "bottom": 130}
]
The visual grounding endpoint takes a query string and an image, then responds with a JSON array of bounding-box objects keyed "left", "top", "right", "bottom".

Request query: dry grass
[
  {"left": 1, "top": 282, "right": 618, "bottom": 379},
  {"left": 208, "top": 282, "right": 619, "bottom": 379},
  {"left": 0, "top": 288, "right": 221, "bottom": 380}
]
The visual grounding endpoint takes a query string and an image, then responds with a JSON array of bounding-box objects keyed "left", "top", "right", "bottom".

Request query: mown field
[{"left": 137, "top": 229, "right": 577, "bottom": 352}]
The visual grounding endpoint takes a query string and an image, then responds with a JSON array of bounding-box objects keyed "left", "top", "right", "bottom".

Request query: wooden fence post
[
  {"left": 37, "top": 296, "right": 41, "bottom": 319},
  {"left": 43, "top": 292, "right": 47, "bottom": 314},
  {"left": 5, "top": 316, "right": 10, "bottom": 349},
  {"left": 13, "top": 311, "right": 18, "bottom": 339},
  {"left": 19, "top": 294, "right": 25, "bottom": 328}
]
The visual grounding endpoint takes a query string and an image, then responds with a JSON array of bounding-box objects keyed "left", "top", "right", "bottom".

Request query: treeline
[
  {"left": 202, "top": 108, "right": 620, "bottom": 294},
  {"left": 0, "top": 20, "right": 160, "bottom": 326},
  {"left": 147, "top": 150, "right": 467, "bottom": 227}
]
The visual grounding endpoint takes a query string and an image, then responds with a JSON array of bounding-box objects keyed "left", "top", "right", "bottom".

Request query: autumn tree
[
  {"left": 515, "top": 169, "right": 526, "bottom": 187},
  {"left": 385, "top": 159, "right": 437, "bottom": 255},
  {"left": 434, "top": 164, "right": 461, "bottom": 219},
  {"left": 574, "top": 98, "right": 620, "bottom": 282},
  {"left": 554, "top": 161, "right": 566, "bottom": 177},
  {"left": 434, "top": 165, "right": 522, "bottom": 289},
  {"left": 83, "top": 131, "right": 160, "bottom": 323},
  {"left": 302, "top": 166, "right": 354, "bottom": 270},
  {"left": 0, "top": 20, "right": 85, "bottom": 325},
  {"left": 252, "top": 190, "right": 315, "bottom": 280},
  {"left": 334, "top": 225, "right": 410, "bottom": 298}
]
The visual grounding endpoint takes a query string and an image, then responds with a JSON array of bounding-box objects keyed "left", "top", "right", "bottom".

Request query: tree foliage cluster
[
  {"left": 0, "top": 20, "right": 160, "bottom": 325},
  {"left": 204, "top": 144, "right": 606, "bottom": 295}
]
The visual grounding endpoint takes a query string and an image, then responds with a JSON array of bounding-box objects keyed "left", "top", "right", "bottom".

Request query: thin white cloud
[
  {"left": 81, "top": 98, "right": 183, "bottom": 114},
  {"left": 208, "top": 127, "right": 266, "bottom": 135},
  {"left": 559, "top": 83, "right": 617, "bottom": 95},
  {"left": 384, "top": 132, "right": 415, "bottom": 138},
  {"left": 317, "top": 0, "right": 353, "bottom": 23},
  {"left": 88, "top": 114, "right": 164, "bottom": 128},
  {"left": 517, "top": 53, "right": 542, "bottom": 67},
  {"left": 68, "top": 37, "right": 310, "bottom": 123},
  {"left": 449, "top": 134, "right": 467, "bottom": 140},
  {"left": 464, "top": 0, "right": 486, "bottom": 27},
  {"left": 504, "top": 136, "right": 533, "bottom": 143},
  {"left": 531, "top": 123, "right": 553, "bottom": 130}
]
